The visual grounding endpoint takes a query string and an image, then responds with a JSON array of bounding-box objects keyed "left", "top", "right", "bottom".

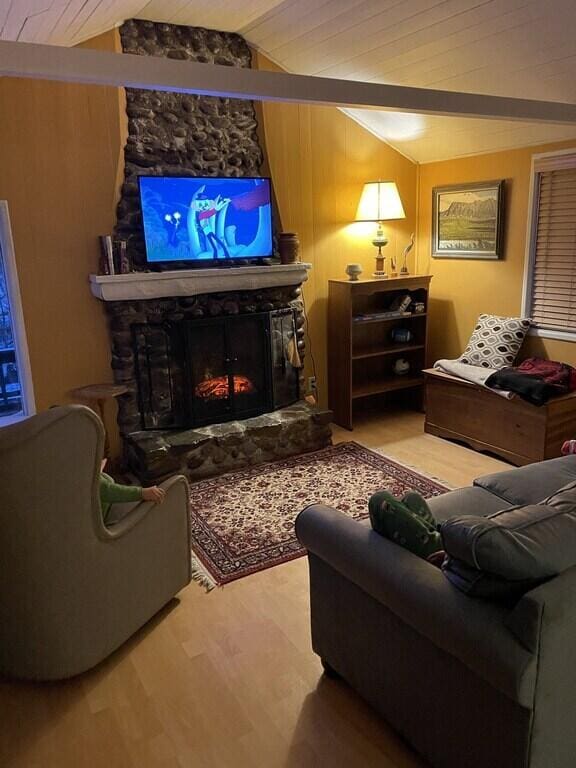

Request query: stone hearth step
[{"left": 124, "top": 401, "right": 333, "bottom": 483}]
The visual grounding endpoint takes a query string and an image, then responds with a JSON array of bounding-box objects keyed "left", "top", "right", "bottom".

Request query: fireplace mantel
[{"left": 89, "top": 263, "right": 312, "bottom": 302}]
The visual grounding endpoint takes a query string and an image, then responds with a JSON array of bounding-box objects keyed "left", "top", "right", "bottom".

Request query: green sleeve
[{"left": 99, "top": 472, "right": 143, "bottom": 504}]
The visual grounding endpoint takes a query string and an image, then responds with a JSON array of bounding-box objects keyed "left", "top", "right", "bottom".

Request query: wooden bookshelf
[{"left": 328, "top": 275, "right": 432, "bottom": 429}]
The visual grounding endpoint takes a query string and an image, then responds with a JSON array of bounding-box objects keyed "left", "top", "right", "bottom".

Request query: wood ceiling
[{"left": 2, "top": 0, "right": 576, "bottom": 162}]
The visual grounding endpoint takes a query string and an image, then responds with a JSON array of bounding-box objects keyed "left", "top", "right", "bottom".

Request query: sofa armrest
[
  {"left": 296, "top": 504, "right": 536, "bottom": 705},
  {"left": 505, "top": 566, "right": 576, "bottom": 768}
]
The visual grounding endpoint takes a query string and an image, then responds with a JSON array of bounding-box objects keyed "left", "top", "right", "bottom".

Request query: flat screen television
[{"left": 138, "top": 175, "right": 273, "bottom": 266}]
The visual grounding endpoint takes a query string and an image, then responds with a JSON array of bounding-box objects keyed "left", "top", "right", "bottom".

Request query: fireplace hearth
[{"left": 125, "top": 400, "right": 333, "bottom": 483}]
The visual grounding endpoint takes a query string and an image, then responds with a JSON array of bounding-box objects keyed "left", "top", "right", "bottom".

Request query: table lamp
[{"left": 355, "top": 181, "right": 406, "bottom": 278}]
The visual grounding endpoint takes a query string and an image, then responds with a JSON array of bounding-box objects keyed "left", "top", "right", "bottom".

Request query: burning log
[{"left": 195, "top": 375, "right": 255, "bottom": 400}]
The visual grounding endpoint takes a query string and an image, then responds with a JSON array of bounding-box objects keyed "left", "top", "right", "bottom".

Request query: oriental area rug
[{"left": 189, "top": 441, "right": 449, "bottom": 589}]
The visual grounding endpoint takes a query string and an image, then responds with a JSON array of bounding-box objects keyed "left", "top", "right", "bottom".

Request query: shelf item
[{"left": 328, "top": 275, "right": 432, "bottom": 429}]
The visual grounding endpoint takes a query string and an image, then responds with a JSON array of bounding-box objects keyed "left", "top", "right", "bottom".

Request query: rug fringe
[{"left": 190, "top": 552, "right": 217, "bottom": 592}]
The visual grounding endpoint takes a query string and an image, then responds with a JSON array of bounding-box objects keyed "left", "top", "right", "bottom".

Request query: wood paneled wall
[
  {"left": 0, "top": 29, "right": 125, "bottom": 451},
  {"left": 0, "top": 33, "right": 418, "bottom": 447},
  {"left": 255, "top": 52, "right": 418, "bottom": 406}
]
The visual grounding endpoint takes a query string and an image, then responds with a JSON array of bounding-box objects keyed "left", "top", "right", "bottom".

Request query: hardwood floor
[{"left": 0, "top": 410, "right": 509, "bottom": 768}]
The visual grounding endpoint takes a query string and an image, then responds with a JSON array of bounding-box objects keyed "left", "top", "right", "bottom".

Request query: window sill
[
  {"left": 0, "top": 410, "right": 26, "bottom": 428},
  {"left": 529, "top": 327, "right": 576, "bottom": 343}
]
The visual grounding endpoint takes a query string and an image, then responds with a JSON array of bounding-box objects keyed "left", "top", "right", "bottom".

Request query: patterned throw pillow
[{"left": 459, "top": 314, "right": 531, "bottom": 369}]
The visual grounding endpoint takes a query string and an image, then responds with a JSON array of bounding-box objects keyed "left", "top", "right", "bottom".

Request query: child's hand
[{"left": 142, "top": 486, "right": 166, "bottom": 504}]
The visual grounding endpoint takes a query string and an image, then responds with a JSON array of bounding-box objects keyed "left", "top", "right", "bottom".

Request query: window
[
  {"left": 0, "top": 201, "right": 34, "bottom": 425},
  {"left": 522, "top": 149, "right": 576, "bottom": 340}
]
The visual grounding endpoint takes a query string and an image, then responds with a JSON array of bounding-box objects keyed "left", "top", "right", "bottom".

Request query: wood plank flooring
[{"left": 0, "top": 410, "right": 509, "bottom": 768}]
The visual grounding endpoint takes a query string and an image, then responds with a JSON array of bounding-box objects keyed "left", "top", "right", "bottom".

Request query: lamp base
[
  {"left": 374, "top": 247, "right": 387, "bottom": 278},
  {"left": 372, "top": 224, "right": 390, "bottom": 279}
]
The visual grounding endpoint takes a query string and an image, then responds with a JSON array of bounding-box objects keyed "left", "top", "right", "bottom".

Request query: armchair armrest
[
  {"left": 103, "top": 475, "right": 190, "bottom": 539},
  {"left": 296, "top": 504, "right": 536, "bottom": 705}
]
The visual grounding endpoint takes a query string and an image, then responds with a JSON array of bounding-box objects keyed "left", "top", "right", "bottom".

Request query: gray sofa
[{"left": 296, "top": 455, "right": 576, "bottom": 768}]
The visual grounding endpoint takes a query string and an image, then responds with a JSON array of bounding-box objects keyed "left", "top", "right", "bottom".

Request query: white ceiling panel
[
  {"left": 346, "top": 109, "right": 576, "bottom": 163},
  {"left": 138, "top": 0, "right": 286, "bottom": 34},
  {"left": 1, "top": 0, "right": 576, "bottom": 161}
]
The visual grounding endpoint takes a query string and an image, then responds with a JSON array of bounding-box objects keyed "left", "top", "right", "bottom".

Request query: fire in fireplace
[
  {"left": 133, "top": 308, "right": 300, "bottom": 429},
  {"left": 195, "top": 375, "right": 256, "bottom": 400}
]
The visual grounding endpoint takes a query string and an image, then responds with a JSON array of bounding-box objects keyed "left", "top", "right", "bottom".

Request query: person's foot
[
  {"left": 368, "top": 489, "right": 442, "bottom": 558},
  {"left": 401, "top": 491, "right": 435, "bottom": 526}
]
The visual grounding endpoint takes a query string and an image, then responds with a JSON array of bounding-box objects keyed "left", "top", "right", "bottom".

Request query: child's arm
[
  {"left": 99, "top": 472, "right": 143, "bottom": 505},
  {"left": 100, "top": 473, "right": 166, "bottom": 506}
]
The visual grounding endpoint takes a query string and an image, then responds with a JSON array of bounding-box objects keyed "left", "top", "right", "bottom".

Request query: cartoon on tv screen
[{"left": 139, "top": 176, "right": 273, "bottom": 263}]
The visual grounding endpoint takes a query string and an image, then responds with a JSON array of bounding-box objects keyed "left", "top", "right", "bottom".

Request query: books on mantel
[{"left": 353, "top": 310, "right": 412, "bottom": 322}]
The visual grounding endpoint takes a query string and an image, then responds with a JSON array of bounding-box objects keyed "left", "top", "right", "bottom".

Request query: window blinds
[{"left": 531, "top": 156, "right": 576, "bottom": 332}]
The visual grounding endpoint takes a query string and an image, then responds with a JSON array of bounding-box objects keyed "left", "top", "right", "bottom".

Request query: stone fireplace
[
  {"left": 91, "top": 19, "right": 332, "bottom": 481},
  {"left": 91, "top": 266, "right": 332, "bottom": 482}
]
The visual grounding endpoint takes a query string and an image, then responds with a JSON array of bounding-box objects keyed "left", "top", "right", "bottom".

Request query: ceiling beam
[{"left": 1, "top": 39, "right": 576, "bottom": 124}]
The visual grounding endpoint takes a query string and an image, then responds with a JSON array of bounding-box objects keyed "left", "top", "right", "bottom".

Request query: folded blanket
[{"left": 434, "top": 359, "right": 514, "bottom": 399}]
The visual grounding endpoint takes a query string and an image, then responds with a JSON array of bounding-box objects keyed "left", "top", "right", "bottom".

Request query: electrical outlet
[{"left": 308, "top": 376, "right": 317, "bottom": 393}]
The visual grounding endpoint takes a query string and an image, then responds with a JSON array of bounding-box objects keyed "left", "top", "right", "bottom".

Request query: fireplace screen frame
[{"left": 132, "top": 308, "right": 300, "bottom": 431}]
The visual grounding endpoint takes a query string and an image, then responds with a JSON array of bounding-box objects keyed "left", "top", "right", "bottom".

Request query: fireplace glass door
[{"left": 186, "top": 314, "right": 271, "bottom": 426}]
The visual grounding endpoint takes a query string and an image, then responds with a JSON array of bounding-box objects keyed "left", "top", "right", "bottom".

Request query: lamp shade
[{"left": 355, "top": 181, "right": 406, "bottom": 222}]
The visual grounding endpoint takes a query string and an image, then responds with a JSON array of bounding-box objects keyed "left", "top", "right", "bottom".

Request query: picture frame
[{"left": 432, "top": 179, "right": 505, "bottom": 260}]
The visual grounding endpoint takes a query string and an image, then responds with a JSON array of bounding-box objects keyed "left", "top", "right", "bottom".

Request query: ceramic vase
[
  {"left": 345, "top": 263, "right": 363, "bottom": 281},
  {"left": 279, "top": 232, "right": 300, "bottom": 264}
]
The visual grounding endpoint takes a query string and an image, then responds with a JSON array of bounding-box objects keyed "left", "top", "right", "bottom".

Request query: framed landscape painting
[{"left": 432, "top": 179, "right": 505, "bottom": 259}]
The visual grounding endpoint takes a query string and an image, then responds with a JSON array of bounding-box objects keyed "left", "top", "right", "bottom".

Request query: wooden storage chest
[{"left": 424, "top": 367, "right": 576, "bottom": 466}]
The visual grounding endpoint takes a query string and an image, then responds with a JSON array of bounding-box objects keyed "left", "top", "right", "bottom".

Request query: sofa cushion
[
  {"left": 440, "top": 481, "right": 576, "bottom": 599},
  {"left": 427, "top": 487, "right": 509, "bottom": 524},
  {"left": 474, "top": 455, "right": 576, "bottom": 506},
  {"left": 458, "top": 313, "right": 530, "bottom": 369}
]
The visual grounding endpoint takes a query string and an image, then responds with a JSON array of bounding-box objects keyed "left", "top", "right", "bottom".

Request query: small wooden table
[
  {"left": 424, "top": 367, "right": 576, "bottom": 466},
  {"left": 70, "top": 383, "right": 128, "bottom": 456}
]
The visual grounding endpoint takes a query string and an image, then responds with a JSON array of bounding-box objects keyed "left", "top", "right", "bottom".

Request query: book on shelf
[
  {"left": 99, "top": 235, "right": 115, "bottom": 276},
  {"left": 352, "top": 310, "right": 412, "bottom": 322},
  {"left": 389, "top": 294, "right": 412, "bottom": 313}
]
